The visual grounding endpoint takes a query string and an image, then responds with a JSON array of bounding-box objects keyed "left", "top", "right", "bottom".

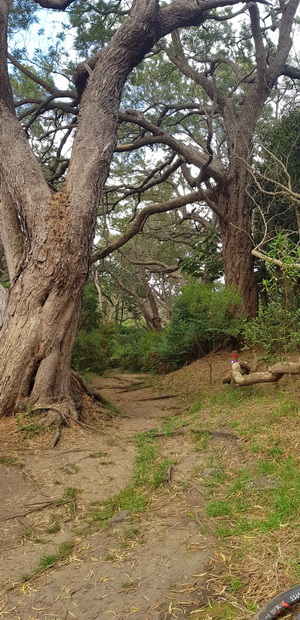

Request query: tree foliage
[
  {"left": 156, "top": 282, "right": 244, "bottom": 370},
  {"left": 253, "top": 107, "right": 300, "bottom": 246},
  {"left": 72, "top": 283, "right": 116, "bottom": 374}
]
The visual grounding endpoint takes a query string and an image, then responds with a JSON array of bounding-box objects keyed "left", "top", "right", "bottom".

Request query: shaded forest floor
[{"left": 1, "top": 350, "right": 300, "bottom": 619}]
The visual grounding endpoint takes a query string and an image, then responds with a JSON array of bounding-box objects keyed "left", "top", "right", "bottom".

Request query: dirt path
[{"left": 0, "top": 372, "right": 234, "bottom": 620}]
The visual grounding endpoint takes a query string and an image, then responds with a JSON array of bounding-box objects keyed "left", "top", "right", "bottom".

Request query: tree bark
[
  {"left": 218, "top": 161, "right": 258, "bottom": 317},
  {"left": 0, "top": 284, "right": 7, "bottom": 328},
  {"left": 0, "top": 0, "right": 161, "bottom": 418},
  {"left": 217, "top": 0, "right": 299, "bottom": 316},
  {"left": 0, "top": 193, "right": 90, "bottom": 417}
]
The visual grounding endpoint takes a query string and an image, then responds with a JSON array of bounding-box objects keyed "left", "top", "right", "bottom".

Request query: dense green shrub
[
  {"left": 244, "top": 233, "right": 300, "bottom": 357},
  {"left": 155, "top": 282, "right": 244, "bottom": 371},
  {"left": 114, "top": 325, "right": 162, "bottom": 373},
  {"left": 72, "top": 282, "right": 116, "bottom": 374},
  {"left": 78, "top": 282, "right": 100, "bottom": 331},
  {"left": 243, "top": 302, "right": 300, "bottom": 357},
  {"left": 72, "top": 323, "right": 116, "bottom": 374}
]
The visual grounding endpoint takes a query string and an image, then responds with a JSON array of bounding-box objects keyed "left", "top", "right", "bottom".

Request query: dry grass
[{"left": 177, "top": 361, "right": 300, "bottom": 619}]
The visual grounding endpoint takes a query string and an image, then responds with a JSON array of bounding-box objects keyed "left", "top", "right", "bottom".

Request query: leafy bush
[
  {"left": 243, "top": 302, "right": 300, "bottom": 357},
  {"left": 245, "top": 233, "right": 300, "bottom": 357},
  {"left": 114, "top": 325, "right": 162, "bottom": 373},
  {"left": 72, "top": 323, "right": 116, "bottom": 374},
  {"left": 72, "top": 282, "right": 116, "bottom": 374},
  {"left": 78, "top": 282, "right": 100, "bottom": 331},
  {"left": 155, "top": 282, "right": 244, "bottom": 371}
]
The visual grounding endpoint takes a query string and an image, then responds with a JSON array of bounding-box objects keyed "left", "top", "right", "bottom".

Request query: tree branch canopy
[
  {"left": 281, "top": 63, "right": 300, "bottom": 79},
  {"left": 92, "top": 191, "right": 204, "bottom": 262},
  {"left": 118, "top": 111, "right": 225, "bottom": 185},
  {"left": 266, "top": 0, "right": 299, "bottom": 86},
  {"left": 73, "top": 0, "right": 254, "bottom": 96}
]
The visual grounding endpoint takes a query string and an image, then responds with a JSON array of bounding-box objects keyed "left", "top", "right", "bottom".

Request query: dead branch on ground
[{"left": 225, "top": 361, "right": 300, "bottom": 386}]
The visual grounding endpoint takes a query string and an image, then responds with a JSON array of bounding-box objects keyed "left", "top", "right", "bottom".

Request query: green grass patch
[
  {"left": 226, "top": 575, "right": 244, "bottom": 593},
  {"left": 22, "top": 541, "right": 74, "bottom": 581},
  {"left": 176, "top": 379, "right": 300, "bottom": 614},
  {"left": 159, "top": 416, "right": 183, "bottom": 436},
  {"left": 192, "top": 428, "right": 211, "bottom": 451},
  {"left": 189, "top": 394, "right": 205, "bottom": 414},
  {"left": 207, "top": 450, "right": 300, "bottom": 539},
  {"left": 55, "top": 487, "right": 78, "bottom": 504},
  {"left": 207, "top": 500, "right": 232, "bottom": 517},
  {"left": 208, "top": 385, "right": 260, "bottom": 409},
  {"left": 271, "top": 395, "right": 299, "bottom": 421},
  {"left": 91, "top": 430, "right": 175, "bottom": 527},
  {"left": 92, "top": 486, "right": 148, "bottom": 525}
]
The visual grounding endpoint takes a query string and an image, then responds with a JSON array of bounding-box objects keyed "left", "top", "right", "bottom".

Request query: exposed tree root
[
  {"left": 49, "top": 427, "right": 61, "bottom": 449},
  {"left": 117, "top": 384, "right": 153, "bottom": 393},
  {"left": 1, "top": 493, "right": 78, "bottom": 522},
  {"left": 71, "top": 369, "right": 110, "bottom": 405},
  {"left": 34, "top": 407, "right": 69, "bottom": 427},
  {"left": 137, "top": 394, "right": 179, "bottom": 402},
  {"left": 27, "top": 372, "right": 118, "bottom": 447},
  {"left": 1, "top": 500, "right": 60, "bottom": 522}
]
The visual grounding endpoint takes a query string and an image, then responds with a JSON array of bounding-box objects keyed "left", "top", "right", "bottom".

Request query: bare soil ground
[
  {"left": 1, "top": 351, "right": 300, "bottom": 620},
  {"left": 0, "top": 361, "right": 219, "bottom": 620}
]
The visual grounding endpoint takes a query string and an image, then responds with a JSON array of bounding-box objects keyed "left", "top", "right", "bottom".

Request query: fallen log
[
  {"left": 268, "top": 361, "right": 300, "bottom": 374},
  {"left": 231, "top": 362, "right": 283, "bottom": 385},
  {"left": 229, "top": 360, "right": 300, "bottom": 386}
]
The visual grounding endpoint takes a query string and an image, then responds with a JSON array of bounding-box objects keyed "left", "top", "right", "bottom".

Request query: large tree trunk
[
  {"left": 139, "top": 266, "right": 163, "bottom": 331},
  {"left": 219, "top": 160, "right": 258, "bottom": 317},
  {"left": 0, "top": 194, "right": 90, "bottom": 417},
  {"left": 0, "top": 0, "right": 160, "bottom": 419},
  {"left": 212, "top": 0, "right": 298, "bottom": 317}
]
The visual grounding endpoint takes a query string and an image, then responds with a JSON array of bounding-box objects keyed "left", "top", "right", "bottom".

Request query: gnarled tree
[{"left": 1, "top": 0, "right": 265, "bottom": 420}]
